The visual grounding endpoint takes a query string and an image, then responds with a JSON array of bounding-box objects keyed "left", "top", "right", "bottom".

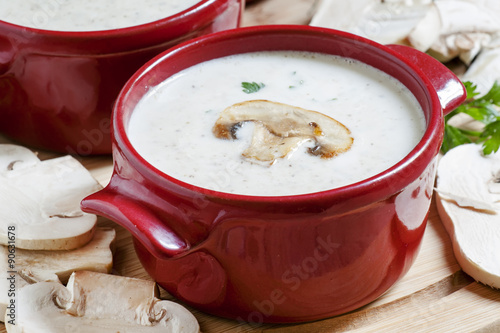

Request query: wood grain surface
[{"left": 1, "top": 0, "right": 499, "bottom": 331}]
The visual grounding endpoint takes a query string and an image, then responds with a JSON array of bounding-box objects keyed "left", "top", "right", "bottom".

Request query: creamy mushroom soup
[
  {"left": 0, "top": 0, "right": 200, "bottom": 31},
  {"left": 128, "top": 51, "right": 426, "bottom": 196}
]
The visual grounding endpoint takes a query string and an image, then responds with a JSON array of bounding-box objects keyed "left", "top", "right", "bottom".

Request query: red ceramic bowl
[
  {"left": 0, "top": 0, "right": 244, "bottom": 155},
  {"left": 81, "top": 25, "right": 466, "bottom": 323}
]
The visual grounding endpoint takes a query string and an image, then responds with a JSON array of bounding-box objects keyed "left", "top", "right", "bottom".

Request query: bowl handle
[
  {"left": 81, "top": 187, "right": 189, "bottom": 259},
  {"left": 386, "top": 44, "right": 466, "bottom": 116}
]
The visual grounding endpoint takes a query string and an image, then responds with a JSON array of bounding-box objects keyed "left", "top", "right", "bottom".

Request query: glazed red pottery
[
  {"left": 81, "top": 25, "right": 466, "bottom": 323},
  {"left": 0, "top": 0, "right": 244, "bottom": 155}
]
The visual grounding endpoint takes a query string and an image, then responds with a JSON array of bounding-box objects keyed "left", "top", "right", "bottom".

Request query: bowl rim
[
  {"left": 0, "top": 0, "right": 214, "bottom": 35},
  {"left": 113, "top": 24, "right": 444, "bottom": 205},
  {"left": 0, "top": 0, "right": 237, "bottom": 54}
]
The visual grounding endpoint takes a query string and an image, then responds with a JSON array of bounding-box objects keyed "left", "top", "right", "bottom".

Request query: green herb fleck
[
  {"left": 442, "top": 81, "right": 500, "bottom": 155},
  {"left": 289, "top": 79, "right": 305, "bottom": 89},
  {"left": 242, "top": 82, "right": 265, "bottom": 94}
]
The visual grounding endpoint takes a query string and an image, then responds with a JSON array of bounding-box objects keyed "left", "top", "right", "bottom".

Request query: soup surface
[
  {"left": 0, "top": 0, "right": 200, "bottom": 31},
  {"left": 128, "top": 51, "right": 426, "bottom": 196}
]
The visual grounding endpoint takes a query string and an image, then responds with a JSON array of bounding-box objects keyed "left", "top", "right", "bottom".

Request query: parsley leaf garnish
[
  {"left": 242, "top": 82, "right": 265, "bottom": 94},
  {"left": 441, "top": 124, "right": 472, "bottom": 154},
  {"left": 479, "top": 120, "right": 500, "bottom": 155},
  {"left": 442, "top": 81, "right": 500, "bottom": 155}
]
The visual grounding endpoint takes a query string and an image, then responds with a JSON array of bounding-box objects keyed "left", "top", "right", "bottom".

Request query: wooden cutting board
[{"left": 1, "top": 0, "right": 499, "bottom": 331}]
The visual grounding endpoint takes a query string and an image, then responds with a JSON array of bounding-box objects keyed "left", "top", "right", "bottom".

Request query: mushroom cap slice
[
  {"left": 0, "top": 227, "right": 115, "bottom": 322},
  {"left": 213, "top": 100, "right": 353, "bottom": 165},
  {"left": 435, "top": 143, "right": 500, "bottom": 289},
  {"left": 0, "top": 150, "right": 102, "bottom": 250},
  {"left": 6, "top": 271, "right": 200, "bottom": 332}
]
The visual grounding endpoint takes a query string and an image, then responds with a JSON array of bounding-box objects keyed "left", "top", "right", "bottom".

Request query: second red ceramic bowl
[
  {"left": 82, "top": 25, "right": 466, "bottom": 323},
  {"left": 0, "top": 0, "right": 244, "bottom": 155}
]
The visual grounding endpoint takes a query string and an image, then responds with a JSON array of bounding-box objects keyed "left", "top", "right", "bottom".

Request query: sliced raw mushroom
[
  {"left": 435, "top": 143, "right": 500, "bottom": 289},
  {"left": 462, "top": 47, "right": 500, "bottom": 95},
  {"left": 0, "top": 146, "right": 102, "bottom": 250},
  {"left": 434, "top": 188, "right": 498, "bottom": 213},
  {"left": 0, "top": 144, "right": 40, "bottom": 172},
  {"left": 213, "top": 100, "right": 353, "bottom": 164},
  {"left": 0, "top": 227, "right": 115, "bottom": 322},
  {"left": 6, "top": 271, "right": 200, "bottom": 332},
  {"left": 311, "top": 0, "right": 500, "bottom": 65},
  {"left": 408, "top": 0, "right": 500, "bottom": 64},
  {"left": 310, "top": 0, "right": 433, "bottom": 45}
]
